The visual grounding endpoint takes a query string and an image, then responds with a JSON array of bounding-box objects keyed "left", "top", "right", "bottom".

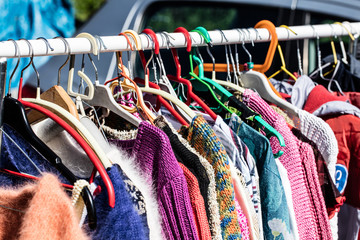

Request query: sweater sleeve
[{"left": 159, "top": 174, "right": 199, "bottom": 240}]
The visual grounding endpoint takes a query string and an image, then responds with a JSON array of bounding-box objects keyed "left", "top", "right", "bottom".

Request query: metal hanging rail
[{"left": 0, "top": 21, "right": 359, "bottom": 58}]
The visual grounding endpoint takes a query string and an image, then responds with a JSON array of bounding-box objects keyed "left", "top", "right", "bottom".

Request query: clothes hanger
[
  {"left": 333, "top": 22, "right": 354, "bottom": 65},
  {"left": 103, "top": 31, "right": 189, "bottom": 126},
  {"left": 163, "top": 27, "right": 217, "bottom": 120},
  {"left": 308, "top": 26, "right": 344, "bottom": 94},
  {"left": 133, "top": 29, "right": 196, "bottom": 120},
  {"left": 207, "top": 29, "right": 246, "bottom": 93},
  {"left": 189, "top": 27, "right": 285, "bottom": 157},
  {"left": 111, "top": 32, "right": 157, "bottom": 124},
  {"left": 268, "top": 25, "right": 298, "bottom": 81},
  {"left": 82, "top": 37, "right": 142, "bottom": 127},
  {"left": 3, "top": 40, "right": 103, "bottom": 227},
  {"left": 196, "top": 20, "right": 283, "bottom": 98},
  {"left": 17, "top": 39, "right": 116, "bottom": 208},
  {"left": 238, "top": 27, "right": 301, "bottom": 118},
  {"left": 21, "top": 37, "right": 115, "bottom": 170},
  {"left": 27, "top": 37, "right": 80, "bottom": 124}
]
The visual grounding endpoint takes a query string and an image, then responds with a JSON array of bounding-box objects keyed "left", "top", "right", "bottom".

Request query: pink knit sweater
[{"left": 242, "top": 89, "right": 331, "bottom": 240}]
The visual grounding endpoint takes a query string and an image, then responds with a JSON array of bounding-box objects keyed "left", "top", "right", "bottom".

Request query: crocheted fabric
[
  {"left": 179, "top": 115, "right": 242, "bottom": 240},
  {"left": 110, "top": 121, "right": 199, "bottom": 240},
  {"left": 0, "top": 174, "right": 89, "bottom": 240},
  {"left": 179, "top": 163, "right": 212, "bottom": 240},
  {"left": 234, "top": 198, "right": 250, "bottom": 240},
  {"left": 242, "top": 89, "right": 324, "bottom": 240}
]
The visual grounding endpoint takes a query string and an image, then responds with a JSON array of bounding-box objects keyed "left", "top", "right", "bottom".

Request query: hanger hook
[
  {"left": 253, "top": 28, "right": 262, "bottom": 40},
  {"left": 54, "top": 36, "right": 71, "bottom": 85},
  {"left": 237, "top": 29, "right": 252, "bottom": 62},
  {"left": 142, "top": 33, "right": 155, "bottom": 71},
  {"left": 19, "top": 39, "right": 40, "bottom": 88},
  {"left": 36, "top": 37, "right": 54, "bottom": 55},
  {"left": 160, "top": 31, "right": 175, "bottom": 49},
  {"left": 7, "top": 39, "right": 21, "bottom": 95},
  {"left": 245, "top": 28, "right": 255, "bottom": 46},
  {"left": 216, "top": 29, "right": 229, "bottom": 43},
  {"left": 94, "top": 35, "right": 107, "bottom": 61}
]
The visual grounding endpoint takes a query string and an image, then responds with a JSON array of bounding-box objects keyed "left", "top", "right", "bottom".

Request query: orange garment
[
  {"left": 0, "top": 174, "right": 89, "bottom": 240},
  {"left": 179, "top": 163, "right": 212, "bottom": 240}
]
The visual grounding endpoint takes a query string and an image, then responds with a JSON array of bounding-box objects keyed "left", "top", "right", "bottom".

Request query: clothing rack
[{"left": 0, "top": 21, "right": 359, "bottom": 59}]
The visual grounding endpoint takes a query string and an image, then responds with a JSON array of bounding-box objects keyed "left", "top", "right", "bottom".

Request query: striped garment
[{"left": 180, "top": 115, "right": 243, "bottom": 240}]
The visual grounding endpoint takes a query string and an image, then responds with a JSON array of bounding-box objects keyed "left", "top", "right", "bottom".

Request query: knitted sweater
[
  {"left": 242, "top": 89, "right": 324, "bottom": 240},
  {"left": 173, "top": 122, "right": 223, "bottom": 240},
  {"left": 90, "top": 164, "right": 148, "bottom": 240},
  {"left": 180, "top": 115, "right": 242, "bottom": 240},
  {"left": 154, "top": 116, "right": 211, "bottom": 221},
  {"left": 0, "top": 174, "right": 89, "bottom": 240},
  {"left": 179, "top": 162, "right": 212, "bottom": 240},
  {"left": 110, "top": 121, "right": 199, "bottom": 240}
]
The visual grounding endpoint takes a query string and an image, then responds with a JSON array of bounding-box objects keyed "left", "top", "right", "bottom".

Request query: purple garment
[{"left": 110, "top": 121, "right": 198, "bottom": 240}]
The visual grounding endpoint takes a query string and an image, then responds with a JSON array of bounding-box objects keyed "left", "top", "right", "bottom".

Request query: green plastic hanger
[{"left": 191, "top": 26, "right": 285, "bottom": 158}]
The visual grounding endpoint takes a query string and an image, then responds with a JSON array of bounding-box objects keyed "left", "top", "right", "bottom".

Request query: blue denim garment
[
  {"left": 225, "top": 114, "right": 295, "bottom": 240},
  {"left": 0, "top": 0, "right": 75, "bottom": 92}
]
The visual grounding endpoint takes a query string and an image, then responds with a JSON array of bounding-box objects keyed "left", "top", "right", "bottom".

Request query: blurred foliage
[
  {"left": 71, "top": 0, "right": 106, "bottom": 23},
  {"left": 145, "top": 6, "right": 237, "bottom": 32}
]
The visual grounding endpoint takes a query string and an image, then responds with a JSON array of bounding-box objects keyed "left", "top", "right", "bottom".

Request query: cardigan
[
  {"left": 179, "top": 115, "right": 242, "bottom": 240},
  {"left": 242, "top": 89, "right": 327, "bottom": 240},
  {"left": 0, "top": 174, "right": 89, "bottom": 240},
  {"left": 179, "top": 162, "right": 212, "bottom": 240},
  {"left": 110, "top": 121, "right": 199, "bottom": 240}
]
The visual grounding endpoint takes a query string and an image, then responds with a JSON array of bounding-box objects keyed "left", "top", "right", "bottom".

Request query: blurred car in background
[{"left": 32, "top": 0, "right": 360, "bottom": 91}]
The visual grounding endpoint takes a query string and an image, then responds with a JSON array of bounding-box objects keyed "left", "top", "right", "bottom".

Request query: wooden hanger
[{"left": 27, "top": 37, "right": 79, "bottom": 123}]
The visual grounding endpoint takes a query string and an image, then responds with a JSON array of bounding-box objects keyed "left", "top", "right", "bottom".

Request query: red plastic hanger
[
  {"left": 16, "top": 42, "right": 115, "bottom": 208},
  {"left": 137, "top": 29, "right": 189, "bottom": 126},
  {"left": 167, "top": 27, "right": 217, "bottom": 120}
]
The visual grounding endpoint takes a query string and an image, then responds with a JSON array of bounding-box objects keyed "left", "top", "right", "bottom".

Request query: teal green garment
[{"left": 225, "top": 114, "right": 294, "bottom": 240}]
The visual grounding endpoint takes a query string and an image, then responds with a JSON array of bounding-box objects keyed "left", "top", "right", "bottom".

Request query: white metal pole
[{"left": 0, "top": 22, "right": 359, "bottom": 58}]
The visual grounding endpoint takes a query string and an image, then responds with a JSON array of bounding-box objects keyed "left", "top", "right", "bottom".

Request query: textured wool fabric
[
  {"left": 107, "top": 144, "right": 164, "bottom": 240},
  {"left": 0, "top": 174, "right": 89, "bottom": 240},
  {"left": 292, "top": 128, "right": 343, "bottom": 240},
  {"left": 154, "top": 116, "right": 211, "bottom": 222},
  {"left": 295, "top": 135, "right": 332, "bottom": 240},
  {"left": 90, "top": 164, "right": 148, "bottom": 240},
  {"left": 179, "top": 115, "right": 242, "bottom": 240},
  {"left": 226, "top": 114, "right": 296, "bottom": 240},
  {"left": 242, "top": 89, "right": 323, "bottom": 240},
  {"left": 110, "top": 121, "right": 199, "bottom": 240},
  {"left": 179, "top": 163, "right": 212, "bottom": 240},
  {"left": 170, "top": 120, "right": 223, "bottom": 240}
]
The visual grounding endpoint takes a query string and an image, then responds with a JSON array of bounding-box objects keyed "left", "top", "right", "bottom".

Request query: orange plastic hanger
[{"left": 195, "top": 20, "right": 282, "bottom": 97}]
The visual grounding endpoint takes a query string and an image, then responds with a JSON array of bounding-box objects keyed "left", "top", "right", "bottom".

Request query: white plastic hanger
[
  {"left": 82, "top": 34, "right": 142, "bottom": 127},
  {"left": 22, "top": 35, "right": 113, "bottom": 169}
]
